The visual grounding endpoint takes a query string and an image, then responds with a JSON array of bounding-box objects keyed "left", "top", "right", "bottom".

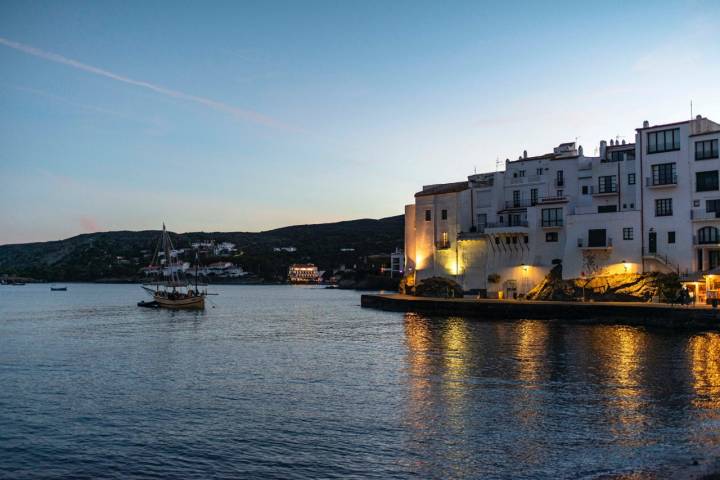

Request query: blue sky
[{"left": 1, "top": 0, "right": 719, "bottom": 244}]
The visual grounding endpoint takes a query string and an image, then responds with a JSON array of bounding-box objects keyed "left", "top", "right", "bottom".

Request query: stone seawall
[{"left": 361, "top": 294, "right": 720, "bottom": 331}]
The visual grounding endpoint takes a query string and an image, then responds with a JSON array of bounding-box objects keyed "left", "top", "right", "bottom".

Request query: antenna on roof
[
  {"left": 474, "top": 165, "right": 477, "bottom": 174},
  {"left": 690, "top": 99, "right": 693, "bottom": 120}
]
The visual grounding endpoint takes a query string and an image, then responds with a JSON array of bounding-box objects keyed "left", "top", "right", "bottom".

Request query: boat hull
[{"left": 153, "top": 294, "right": 205, "bottom": 309}]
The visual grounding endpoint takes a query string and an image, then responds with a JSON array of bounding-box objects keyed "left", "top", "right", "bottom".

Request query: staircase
[{"left": 642, "top": 250, "right": 680, "bottom": 273}]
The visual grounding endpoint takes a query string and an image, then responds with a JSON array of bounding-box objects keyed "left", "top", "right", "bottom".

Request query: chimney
[
  {"left": 643, "top": 120, "right": 650, "bottom": 128},
  {"left": 523, "top": 150, "right": 527, "bottom": 159},
  {"left": 697, "top": 114, "right": 703, "bottom": 120},
  {"left": 610, "top": 139, "right": 614, "bottom": 146},
  {"left": 621, "top": 140, "right": 626, "bottom": 145},
  {"left": 578, "top": 145, "right": 583, "bottom": 156},
  {"left": 600, "top": 140, "right": 607, "bottom": 159}
]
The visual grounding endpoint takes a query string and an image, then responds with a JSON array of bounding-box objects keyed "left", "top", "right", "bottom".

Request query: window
[
  {"left": 696, "top": 139, "right": 719, "bottom": 160},
  {"left": 512, "top": 190, "right": 520, "bottom": 207},
  {"left": 647, "top": 128, "right": 680, "bottom": 153},
  {"left": 425, "top": 210, "right": 431, "bottom": 221},
  {"left": 696, "top": 171, "right": 719, "bottom": 192},
  {"left": 668, "top": 231, "right": 675, "bottom": 244},
  {"left": 623, "top": 227, "right": 634, "bottom": 240},
  {"left": 607, "top": 150, "right": 636, "bottom": 162},
  {"left": 509, "top": 214, "right": 522, "bottom": 226},
  {"left": 519, "top": 170, "right": 525, "bottom": 177},
  {"left": 630, "top": 203, "right": 635, "bottom": 208},
  {"left": 441, "top": 209, "right": 448, "bottom": 220},
  {"left": 542, "top": 208, "right": 563, "bottom": 227},
  {"left": 477, "top": 213, "right": 487, "bottom": 227},
  {"left": 707, "top": 199, "right": 720, "bottom": 212},
  {"left": 530, "top": 188, "right": 538, "bottom": 205},
  {"left": 556, "top": 189, "right": 563, "bottom": 197},
  {"left": 441, "top": 232, "right": 449, "bottom": 247},
  {"left": 628, "top": 173, "right": 636, "bottom": 185},
  {"left": 698, "top": 226, "right": 719, "bottom": 244},
  {"left": 598, "top": 205, "right": 618, "bottom": 213},
  {"left": 598, "top": 175, "right": 617, "bottom": 193},
  {"left": 545, "top": 232, "right": 558, "bottom": 242},
  {"left": 651, "top": 163, "right": 677, "bottom": 185},
  {"left": 536, "top": 168, "right": 543, "bottom": 175},
  {"left": 581, "top": 185, "right": 589, "bottom": 195},
  {"left": 556, "top": 170, "right": 564, "bottom": 186},
  {"left": 655, "top": 198, "right": 673, "bottom": 216},
  {"left": 524, "top": 235, "right": 528, "bottom": 244}
]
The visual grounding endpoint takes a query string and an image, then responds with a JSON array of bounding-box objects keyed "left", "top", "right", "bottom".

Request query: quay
[{"left": 361, "top": 294, "right": 720, "bottom": 331}]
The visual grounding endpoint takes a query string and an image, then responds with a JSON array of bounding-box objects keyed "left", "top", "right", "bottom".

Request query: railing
[
  {"left": 481, "top": 221, "right": 529, "bottom": 231},
  {"left": 504, "top": 199, "right": 533, "bottom": 208},
  {"left": 646, "top": 175, "right": 677, "bottom": 187},
  {"left": 539, "top": 195, "right": 568, "bottom": 203},
  {"left": 691, "top": 209, "right": 720, "bottom": 221},
  {"left": 642, "top": 249, "right": 680, "bottom": 272},
  {"left": 578, "top": 237, "right": 613, "bottom": 248},
  {"left": 590, "top": 185, "right": 618, "bottom": 195},
  {"left": 541, "top": 219, "right": 564, "bottom": 228}
]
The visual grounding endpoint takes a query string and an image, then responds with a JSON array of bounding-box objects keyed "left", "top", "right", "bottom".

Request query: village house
[{"left": 404, "top": 115, "right": 720, "bottom": 301}]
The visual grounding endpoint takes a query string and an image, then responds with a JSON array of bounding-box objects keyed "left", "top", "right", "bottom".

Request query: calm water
[{"left": 1, "top": 284, "right": 720, "bottom": 479}]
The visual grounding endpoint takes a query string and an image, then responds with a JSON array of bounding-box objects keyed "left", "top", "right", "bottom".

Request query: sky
[{"left": 1, "top": 0, "right": 719, "bottom": 244}]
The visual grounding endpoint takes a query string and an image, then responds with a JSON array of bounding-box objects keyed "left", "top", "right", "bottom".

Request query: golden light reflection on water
[
  {"left": 514, "top": 320, "right": 549, "bottom": 386},
  {"left": 689, "top": 333, "right": 720, "bottom": 411},
  {"left": 589, "top": 326, "right": 648, "bottom": 437}
]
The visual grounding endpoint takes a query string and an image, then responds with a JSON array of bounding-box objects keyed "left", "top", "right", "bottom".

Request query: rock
[{"left": 414, "top": 276, "right": 463, "bottom": 298}]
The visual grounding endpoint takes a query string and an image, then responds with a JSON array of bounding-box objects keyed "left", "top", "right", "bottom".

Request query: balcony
[
  {"left": 482, "top": 221, "right": 529, "bottom": 234},
  {"left": 541, "top": 219, "right": 564, "bottom": 229},
  {"left": 577, "top": 237, "right": 613, "bottom": 249},
  {"left": 503, "top": 199, "right": 533, "bottom": 209},
  {"left": 691, "top": 208, "right": 720, "bottom": 222},
  {"left": 457, "top": 230, "right": 485, "bottom": 241},
  {"left": 590, "top": 185, "right": 618, "bottom": 196},
  {"left": 508, "top": 174, "right": 542, "bottom": 186},
  {"left": 539, "top": 195, "right": 568, "bottom": 204},
  {"left": 646, "top": 175, "right": 677, "bottom": 188}
]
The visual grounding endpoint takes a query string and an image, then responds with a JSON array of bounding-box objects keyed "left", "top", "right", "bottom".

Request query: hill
[{"left": 0, "top": 215, "right": 404, "bottom": 282}]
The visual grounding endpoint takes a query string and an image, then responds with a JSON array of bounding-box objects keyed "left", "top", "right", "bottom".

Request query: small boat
[
  {"left": 139, "top": 223, "right": 211, "bottom": 310},
  {"left": 50, "top": 286, "right": 67, "bottom": 291}
]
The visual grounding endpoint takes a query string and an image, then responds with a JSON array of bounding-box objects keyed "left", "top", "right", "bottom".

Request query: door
[
  {"left": 588, "top": 229, "right": 607, "bottom": 248},
  {"left": 649, "top": 231, "right": 657, "bottom": 254}
]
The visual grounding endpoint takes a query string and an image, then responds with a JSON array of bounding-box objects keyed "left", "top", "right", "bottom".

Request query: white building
[{"left": 405, "top": 115, "right": 720, "bottom": 299}]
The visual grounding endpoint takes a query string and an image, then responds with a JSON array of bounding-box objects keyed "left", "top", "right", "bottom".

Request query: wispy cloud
[{"left": 0, "top": 36, "right": 290, "bottom": 130}]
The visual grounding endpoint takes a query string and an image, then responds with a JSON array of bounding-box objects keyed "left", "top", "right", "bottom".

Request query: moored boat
[{"left": 140, "top": 223, "right": 212, "bottom": 310}]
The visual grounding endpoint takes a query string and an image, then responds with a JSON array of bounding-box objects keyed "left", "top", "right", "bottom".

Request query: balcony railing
[
  {"left": 577, "top": 237, "right": 613, "bottom": 248},
  {"left": 541, "top": 219, "right": 564, "bottom": 228},
  {"left": 504, "top": 199, "right": 533, "bottom": 209},
  {"left": 590, "top": 185, "right": 618, "bottom": 195},
  {"left": 539, "top": 195, "right": 568, "bottom": 203},
  {"left": 691, "top": 208, "right": 720, "bottom": 221},
  {"left": 479, "top": 221, "right": 529, "bottom": 232},
  {"left": 646, "top": 175, "right": 677, "bottom": 187}
]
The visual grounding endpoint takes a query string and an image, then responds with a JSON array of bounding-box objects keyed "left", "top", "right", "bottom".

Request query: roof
[
  {"left": 415, "top": 181, "right": 469, "bottom": 198},
  {"left": 636, "top": 119, "right": 691, "bottom": 131},
  {"left": 689, "top": 129, "right": 720, "bottom": 138},
  {"left": 606, "top": 143, "right": 635, "bottom": 150}
]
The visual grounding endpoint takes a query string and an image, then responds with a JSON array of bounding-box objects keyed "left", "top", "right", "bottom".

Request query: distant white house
[
  {"left": 273, "top": 246, "right": 297, "bottom": 253},
  {"left": 340, "top": 248, "right": 355, "bottom": 252},
  {"left": 188, "top": 262, "right": 246, "bottom": 277},
  {"left": 288, "top": 264, "right": 322, "bottom": 283}
]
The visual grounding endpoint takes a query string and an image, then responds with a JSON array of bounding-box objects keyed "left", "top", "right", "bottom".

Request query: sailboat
[{"left": 140, "top": 224, "right": 208, "bottom": 309}]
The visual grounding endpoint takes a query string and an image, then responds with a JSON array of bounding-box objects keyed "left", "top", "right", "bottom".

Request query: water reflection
[
  {"left": 401, "top": 313, "right": 720, "bottom": 478},
  {"left": 689, "top": 333, "right": 720, "bottom": 410}
]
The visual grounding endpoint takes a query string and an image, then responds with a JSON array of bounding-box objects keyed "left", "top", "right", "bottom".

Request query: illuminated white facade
[{"left": 405, "top": 116, "right": 720, "bottom": 297}]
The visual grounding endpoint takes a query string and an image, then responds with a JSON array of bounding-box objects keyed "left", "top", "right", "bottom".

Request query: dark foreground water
[{"left": 1, "top": 284, "right": 720, "bottom": 479}]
